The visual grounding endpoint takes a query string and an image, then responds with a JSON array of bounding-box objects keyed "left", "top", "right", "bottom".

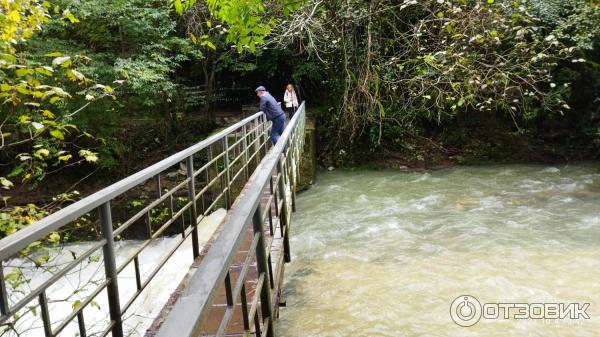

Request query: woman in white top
[{"left": 283, "top": 83, "right": 299, "bottom": 118}]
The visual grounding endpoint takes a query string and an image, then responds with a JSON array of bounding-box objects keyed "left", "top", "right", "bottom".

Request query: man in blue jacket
[{"left": 256, "top": 86, "right": 286, "bottom": 145}]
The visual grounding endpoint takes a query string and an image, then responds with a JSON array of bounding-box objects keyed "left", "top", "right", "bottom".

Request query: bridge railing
[
  {"left": 0, "top": 110, "right": 277, "bottom": 337},
  {"left": 155, "top": 103, "right": 306, "bottom": 337}
]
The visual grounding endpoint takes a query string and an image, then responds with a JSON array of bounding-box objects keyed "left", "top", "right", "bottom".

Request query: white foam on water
[
  {"left": 543, "top": 167, "right": 561, "bottom": 173},
  {"left": 279, "top": 165, "right": 600, "bottom": 337},
  {"left": 412, "top": 173, "right": 431, "bottom": 183},
  {"left": 4, "top": 208, "right": 226, "bottom": 337}
]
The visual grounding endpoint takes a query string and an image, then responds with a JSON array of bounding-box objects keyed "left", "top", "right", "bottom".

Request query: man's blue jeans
[{"left": 270, "top": 114, "right": 286, "bottom": 145}]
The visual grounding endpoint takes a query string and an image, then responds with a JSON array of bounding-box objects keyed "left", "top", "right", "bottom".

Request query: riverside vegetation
[{"left": 0, "top": 0, "right": 598, "bottom": 286}]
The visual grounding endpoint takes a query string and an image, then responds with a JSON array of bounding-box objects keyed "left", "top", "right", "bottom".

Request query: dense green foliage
[
  {"left": 1, "top": 0, "right": 599, "bottom": 235},
  {"left": 272, "top": 0, "right": 599, "bottom": 165},
  {"left": 1, "top": 1, "right": 104, "bottom": 187},
  {"left": 0, "top": 0, "right": 301, "bottom": 237}
]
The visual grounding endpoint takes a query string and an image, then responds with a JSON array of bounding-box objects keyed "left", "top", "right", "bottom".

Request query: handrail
[
  {"left": 0, "top": 109, "right": 275, "bottom": 337},
  {"left": 0, "top": 112, "right": 264, "bottom": 261},
  {"left": 155, "top": 102, "right": 306, "bottom": 337}
]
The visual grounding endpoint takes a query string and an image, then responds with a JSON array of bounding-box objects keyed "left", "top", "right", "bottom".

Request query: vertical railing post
[
  {"left": 242, "top": 124, "right": 249, "bottom": 180},
  {"left": 77, "top": 311, "right": 87, "bottom": 337},
  {"left": 277, "top": 158, "right": 291, "bottom": 263},
  {"left": 291, "top": 111, "right": 305, "bottom": 212},
  {"left": 99, "top": 202, "right": 123, "bottom": 337},
  {"left": 186, "top": 156, "right": 200, "bottom": 258},
  {"left": 223, "top": 137, "right": 231, "bottom": 209},
  {"left": 145, "top": 175, "right": 162, "bottom": 239},
  {"left": 240, "top": 284, "right": 250, "bottom": 331},
  {"left": 254, "top": 118, "right": 261, "bottom": 165},
  {"left": 252, "top": 207, "right": 274, "bottom": 337},
  {"left": 0, "top": 264, "right": 9, "bottom": 317},
  {"left": 262, "top": 114, "right": 269, "bottom": 154},
  {"left": 155, "top": 175, "right": 162, "bottom": 198},
  {"left": 289, "top": 129, "right": 298, "bottom": 213},
  {"left": 224, "top": 271, "right": 233, "bottom": 307},
  {"left": 39, "top": 291, "right": 52, "bottom": 337}
]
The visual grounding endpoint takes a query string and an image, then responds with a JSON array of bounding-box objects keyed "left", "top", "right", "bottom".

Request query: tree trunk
[
  {"left": 207, "top": 62, "right": 216, "bottom": 121},
  {"left": 202, "top": 56, "right": 217, "bottom": 122}
]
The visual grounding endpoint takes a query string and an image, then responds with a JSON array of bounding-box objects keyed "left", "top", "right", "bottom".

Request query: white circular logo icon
[{"left": 450, "top": 295, "right": 482, "bottom": 327}]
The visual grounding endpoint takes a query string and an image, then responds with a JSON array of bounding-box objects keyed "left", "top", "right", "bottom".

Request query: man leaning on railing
[{"left": 255, "top": 86, "right": 286, "bottom": 145}]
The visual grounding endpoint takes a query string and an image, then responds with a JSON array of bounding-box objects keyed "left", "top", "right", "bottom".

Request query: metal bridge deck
[
  {"left": 146, "top": 178, "right": 290, "bottom": 337},
  {"left": 0, "top": 103, "right": 306, "bottom": 337}
]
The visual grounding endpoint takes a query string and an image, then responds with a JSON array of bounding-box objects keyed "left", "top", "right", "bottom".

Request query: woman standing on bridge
[{"left": 283, "top": 83, "right": 299, "bottom": 119}]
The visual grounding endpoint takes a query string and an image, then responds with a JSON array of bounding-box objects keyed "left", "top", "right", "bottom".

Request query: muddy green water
[{"left": 277, "top": 164, "right": 600, "bottom": 337}]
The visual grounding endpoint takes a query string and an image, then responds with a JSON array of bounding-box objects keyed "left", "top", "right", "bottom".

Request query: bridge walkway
[
  {"left": 146, "top": 175, "right": 291, "bottom": 337},
  {"left": 0, "top": 103, "right": 306, "bottom": 337},
  {"left": 153, "top": 104, "right": 304, "bottom": 337}
]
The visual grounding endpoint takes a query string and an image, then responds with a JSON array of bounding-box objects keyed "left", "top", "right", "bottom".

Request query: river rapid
[{"left": 277, "top": 164, "right": 600, "bottom": 337}]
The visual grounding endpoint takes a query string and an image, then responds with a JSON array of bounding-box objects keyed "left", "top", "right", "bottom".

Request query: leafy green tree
[
  {"left": 48, "top": 0, "right": 202, "bottom": 118},
  {"left": 171, "top": 0, "right": 305, "bottom": 52},
  {"left": 1, "top": 0, "right": 108, "bottom": 198},
  {"left": 274, "top": 0, "right": 576, "bottom": 155},
  {"left": 525, "top": 0, "right": 600, "bottom": 153},
  {"left": 526, "top": 0, "right": 600, "bottom": 51}
]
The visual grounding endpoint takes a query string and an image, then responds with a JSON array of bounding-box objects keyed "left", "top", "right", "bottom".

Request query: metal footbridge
[{"left": 0, "top": 103, "right": 307, "bottom": 337}]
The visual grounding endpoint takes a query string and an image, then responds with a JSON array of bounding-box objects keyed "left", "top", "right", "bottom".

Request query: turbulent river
[{"left": 277, "top": 164, "right": 600, "bottom": 336}]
